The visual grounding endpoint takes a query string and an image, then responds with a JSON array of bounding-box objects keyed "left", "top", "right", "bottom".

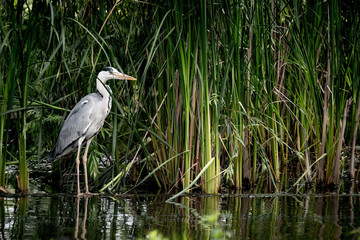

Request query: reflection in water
[
  {"left": 0, "top": 194, "right": 359, "bottom": 239},
  {"left": 75, "top": 197, "right": 88, "bottom": 239},
  {"left": 200, "top": 196, "right": 220, "bottom": 238},
  {"left": 230, "top": 195, "right": 251, "bottom": 238}
]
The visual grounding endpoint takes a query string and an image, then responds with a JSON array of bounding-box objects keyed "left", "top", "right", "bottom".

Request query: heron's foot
[
  {"left": 76, "top": 192, "right": 100, "bottom": 197},
  {"left": 84, "top": 191, "right": 100, "bottom": 196},
  {"left": 77, "top": 192, "right": 85, "bottom": 198}
]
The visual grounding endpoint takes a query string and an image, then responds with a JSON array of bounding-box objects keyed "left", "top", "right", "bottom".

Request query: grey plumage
[
  {"left": 47, "top": 67, "right": 136, "bottom": 196},
  {"left": 48, "top": 93, "right": 110, "bottom": 161}
]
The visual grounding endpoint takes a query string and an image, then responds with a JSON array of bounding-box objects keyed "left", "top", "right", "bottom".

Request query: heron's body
[
  {"left": 48, "top": 92, "right": 112, "bottom": 160},
  {"left": 48, "top": 67, "right": 136, "bottom": 196}
]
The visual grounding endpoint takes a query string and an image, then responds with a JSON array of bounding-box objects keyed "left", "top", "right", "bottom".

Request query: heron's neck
[
  {"left": 97, "top": 78, "right": 110, "bottom": 100},
  {"left": 97, "top": 78, "right": 113, "bottom": 116},
  {"left": 96, "top": 78, "right": 112, "bottom": 117}
]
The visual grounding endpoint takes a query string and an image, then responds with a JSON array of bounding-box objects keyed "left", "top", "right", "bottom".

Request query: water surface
[{"left": 1, "top": 194, "right": 360, "bottom": 239}]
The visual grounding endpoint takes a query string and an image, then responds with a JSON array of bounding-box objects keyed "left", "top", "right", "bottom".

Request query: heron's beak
[{"left": 114, "top": 73, "right": 137, "bottom": 81}]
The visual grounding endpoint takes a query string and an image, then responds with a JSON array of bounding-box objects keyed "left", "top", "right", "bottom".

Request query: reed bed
[{"left": 0, "top": 0, "right": 359, "bottom": 194}]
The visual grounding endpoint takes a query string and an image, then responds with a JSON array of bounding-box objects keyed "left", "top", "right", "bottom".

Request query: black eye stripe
[{"left": 102, "top": 67, "right": 113, "bottom": 73}]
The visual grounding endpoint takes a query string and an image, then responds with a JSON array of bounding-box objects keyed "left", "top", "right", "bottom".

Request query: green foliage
[{"left": 0, "top": 0, "right": 359, "bottom": 194}]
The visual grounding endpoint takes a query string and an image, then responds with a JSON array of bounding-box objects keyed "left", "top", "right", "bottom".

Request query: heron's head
[{"left": 98, "top": 67, "right": 136, "bottom": 83}]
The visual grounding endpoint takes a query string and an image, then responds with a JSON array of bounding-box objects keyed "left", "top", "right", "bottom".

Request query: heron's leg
[
  {"left": 83, "top": 137, "right": 94, "bottom": 194},
  {"left": 76, "top": 137, "right": 85, "bottom": 196}
]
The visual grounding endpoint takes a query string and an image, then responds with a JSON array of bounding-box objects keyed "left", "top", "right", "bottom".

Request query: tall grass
[{"left": 0, "top": 0, "right": 359, "bottom": 194}]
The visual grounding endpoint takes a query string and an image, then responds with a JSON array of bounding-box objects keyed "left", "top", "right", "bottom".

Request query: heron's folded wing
[{"left": 53, "top": 93, "right": 101, "bottom": 157}]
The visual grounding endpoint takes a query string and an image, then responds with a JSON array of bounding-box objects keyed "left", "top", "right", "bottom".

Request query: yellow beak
[{"left": 114, "top": 73, "right": 137, "bottom": 81}]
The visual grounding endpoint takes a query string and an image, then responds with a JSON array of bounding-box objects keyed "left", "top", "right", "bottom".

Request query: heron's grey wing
[{"left": 50, "top": 93, "right": 101, "bottom": 159}]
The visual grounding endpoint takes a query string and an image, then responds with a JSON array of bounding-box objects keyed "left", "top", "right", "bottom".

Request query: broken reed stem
[
  {"left": 328, "top": 98, "right": 352, "bottom": 185},
  {"left": 350, "top": 96, "right": 360, "bottom": 180}
]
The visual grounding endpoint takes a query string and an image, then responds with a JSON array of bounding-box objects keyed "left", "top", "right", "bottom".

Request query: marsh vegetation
[{"left": 0, "top": 0, "right": 360, "bottom": 195}]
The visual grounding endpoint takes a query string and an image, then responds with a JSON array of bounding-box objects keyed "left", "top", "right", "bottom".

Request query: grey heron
[{"left": 47, "top": 67, "right": 136, "bottom": 196}]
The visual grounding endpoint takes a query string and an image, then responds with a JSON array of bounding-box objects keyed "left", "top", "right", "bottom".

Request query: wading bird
[{"left": 48, "top": 67, "right": 136, "bottom": 196}]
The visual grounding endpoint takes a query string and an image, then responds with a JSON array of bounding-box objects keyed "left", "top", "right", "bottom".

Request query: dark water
[{"left": 1, "top": 194, "right": 360, "bottom": 239}]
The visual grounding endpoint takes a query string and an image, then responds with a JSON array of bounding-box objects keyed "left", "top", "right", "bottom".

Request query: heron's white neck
[
  {"left": 97, "top": 78, "right": 111, "bottom": 100},
  {"left": 97, "top": 78, "right": 113, "bottom": 116}
]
